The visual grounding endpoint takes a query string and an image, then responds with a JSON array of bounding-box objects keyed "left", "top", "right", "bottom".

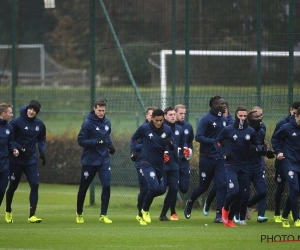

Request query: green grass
[{"left": 1, "top": 183, "right": 299, "bottom": 249}]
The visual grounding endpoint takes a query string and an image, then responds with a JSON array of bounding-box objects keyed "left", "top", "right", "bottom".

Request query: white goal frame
[
  {"left": 0, "top": 44, "right": 87, "bottom": 86},
  {"left": 155, "top": 50, "right": 300, "bottom": 109},
  {"left": 0, "top": 44, "right": 46, "bottom": 80}
]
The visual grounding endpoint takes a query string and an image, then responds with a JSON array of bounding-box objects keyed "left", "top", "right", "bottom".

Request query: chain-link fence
[{"left": 1, "top": 0, "right": 300, "bottom": 211}]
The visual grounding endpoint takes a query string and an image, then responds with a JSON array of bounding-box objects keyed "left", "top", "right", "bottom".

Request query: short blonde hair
[
  {"left": 0, "top": 103, "right": 12, "bottom": 114},
  {"left": 174, "top": 104, "right": 186, "bottom": 112},
  {"left": 145, "top": 106, "right": 157, "bottom": 115}
]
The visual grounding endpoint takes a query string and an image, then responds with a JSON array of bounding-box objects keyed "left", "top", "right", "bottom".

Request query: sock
[{"left": 30, "top": 206, "right": 36, "bottom": 217}]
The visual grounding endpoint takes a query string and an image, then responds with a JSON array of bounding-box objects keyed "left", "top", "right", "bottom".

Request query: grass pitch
[{"left": 0, "top": 183, "right": 299, "bottom": 250}]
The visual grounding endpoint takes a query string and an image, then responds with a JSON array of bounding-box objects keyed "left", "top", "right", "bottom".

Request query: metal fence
[{"left": 1, "top": 0, "right": 300, "bottom": 211}]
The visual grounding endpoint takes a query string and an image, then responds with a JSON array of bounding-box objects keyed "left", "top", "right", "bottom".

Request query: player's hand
[
  {"left": 163, "top": 138, "right": 174, "bottom": 150},
  {"left": 108, "top": 145, "right": 116, "bottom": 155},
  {"left": 277, "top": 152, "right": 285, "bottom": 160},
  {"left": 13, "top": 149, "right": 19, "bottom": 157},
  {"left": 265, "top": 150, "right": 275, "bottom": 159},
  {"left": 40, "top": 153, "right": 46, "bottom": 166},
  {"left": 260, "top": 150, "right": 266, "bottom": 156},
  {"left": 163, "top": 151, "right": 170, "bottom": 163},
  {"left": 163, "top": 138, "right": 173, "bottom": 146},
  {"left": 97, "top": 137, "right": 106, "bottom": 145},
  {"left": 130, "top": 151, "right": 139, "bottom": 162},
  {"left": 222, "top": 153, "right": 231, "bottom": 161},
  {"left": 183, "top": 147, "right": 192, "bottom": 160}
]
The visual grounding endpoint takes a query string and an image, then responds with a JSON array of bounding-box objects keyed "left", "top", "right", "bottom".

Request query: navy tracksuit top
[
  {"left": 176, "top": 120, "right": 194, "bottom": 150},
  {"left": 271, "top": 116, "right": 293, "bottom": 168},
  {"left": 271, "top": 118, "right": 300, "bottom": 171},
  {"left": 176, "top": 120, "right": 194, "bottom": 165},
  {"left": 78, "top": 111, "right": 113, "bottom": 165},
  {"left": 130, "top": 122, "right": 174, "bottom": 168},
  {"left": 163, "top": 121, "right": 186, "bottom": 171},
  {"left": 195, "top": 109, "right": 228, "bottom": 159},
  {"left": 215, "top": 124, "right": 261, "bottom": 167},
  {"left": 272, "top": 116, "right": 293, "bottom": 136},
  {"left": 0, "top": 119, "right": 15, "bottom": 170},
  {"left": 9, "top": 105, "right": 46, "bottom": 166},
  {"left": 131, "top": 120, "right": 148, "bottom": 165},
  {"left": 247, "top": 128, "right": 266, "bottom": 170}
]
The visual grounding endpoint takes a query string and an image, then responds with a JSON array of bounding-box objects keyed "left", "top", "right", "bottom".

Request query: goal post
[
  {"left": 0, "top": 44, "right": 45, "bottom": 80},
  {"left": 0, "top": 44, "right": 87, "bottom": 86},
  {"left": 156, "top": 50, "right": 300, "bottom": 109}
]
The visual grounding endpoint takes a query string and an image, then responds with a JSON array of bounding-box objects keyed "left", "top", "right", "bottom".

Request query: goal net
[
  {"left": 149, "top": 50, "right": 300, "bottom": 109},
  {"left": 0, "top": 44, "right": 87, "bottom": 86}
]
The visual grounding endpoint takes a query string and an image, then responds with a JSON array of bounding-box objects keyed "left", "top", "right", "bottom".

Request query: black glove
[
  {"left": 163, "top": 138, "right": 174, "bottom": 150},
  {"left": 130, "top": 151, "right": 139, "bottom": 162},
  {"left": 19, "top": 147, "right": 33, "bottom": 157},
  {"left": 265, "top": 150, "right": 275, "bottom": 159},
  {"left": 260, "top": 150, "right": 266, "bottom": 156},
  {"left": 222, "top": 153, "right": 231, "bottom": 161},
  {"left": 40, "top": 153, "right": 46, "bottom": 166},
  {"left": 108, "top": 145, "right": 116, "bottom": 155},
  {"left": 249, "top": 145, "right": 258, "bottom": 153},
  {"left": 97, "top": 137, "right": 106, "bottom": 145}
]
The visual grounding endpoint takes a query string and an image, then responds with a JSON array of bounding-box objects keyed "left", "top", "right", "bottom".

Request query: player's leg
[
  {"left": 283, "top": 161, "right": 300, "bottom": 227},
  {"left": 226, "top": 167, "right": 249, "bottom": 227},
  {"left": 184, "top": 157, "right": 213, "bottom": 219},
  {"left": 203, "top": 185, "right": 216, "bottom": 216},
  {"left": 5, "top": 162, "right": 23, "bottom": 223},
  {"left": 295, "top": 172, "right": 300, "bottom": 227},
  {"left": 160, "top": 169, "right": 178, "bottom": 221},
  {"left": 135, "top": 167, "right": 148, "bottom": 225},
  {"left": 140, "top": 163, "right": 161, "bottom": 223},
  {"left": 248, "top": 169, "right": 267, "bottom": 222},
  {"left": 76, "top": 165, "right": 98, "bottom": 223},
  {"left": 170, "top": 164, "right": 189, "bottom": 219},
  {"left": 24, "top": 164, "right": 41, "bottom": 222},
  {"left": 286, "top": 170, "right": 300, "bottom": 222},
  {"left": 281, "top": 196, "right": 291, "bottom": 227},
  {"left": 222, "top": 166, "right": 239, "bottom": 227},
  {"left": 274, "top": 160, "right": 286, "bottom": 222},
  {"left": 238, "top": 170, "right": 251, "bottom": 224},
  {"left": 0, "top": 159, "right": 9, "bottom": 207},
  {"left": 98, "top": 160, "right": 112, "bottom": 223},
  {"left": 0, "top": 165, "right": 9, "bottom": 221},
  {"left": 136, "top": 167, "right": 147, "bottom": 216},
  {"left": 213, "top": 159, "right": 227, "bottom": 222},
  {"left": 178, "top": 161, "right": 190, "bottom": 194}
]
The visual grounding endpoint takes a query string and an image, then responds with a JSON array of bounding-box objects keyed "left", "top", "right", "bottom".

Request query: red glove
[
  {"left": 183, "top": 147, "right": 192, "bottom": 160},
  {"left": 164, "top": 152, "right": 170, "bottom": 163},
  {"left": 183, "top": 147, "right": 190, "bottom": 157}
]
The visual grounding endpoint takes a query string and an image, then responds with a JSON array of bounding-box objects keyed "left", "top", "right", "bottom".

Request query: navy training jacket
[
  {"left": 9, "top": 105, "right": 46, "bottom": 166},
  {"left": 78, "top": 111, "right": 113, "bottom": 165},
  {"left": 163, "top": 122, "right": 186, "bottom": 171},
  {"left": 0, "top": 119, "right": 15, "bottom": 170},
  {"left": 176, "top": 120, "right": 194, "bottom": 149},
  {"left": 195, "top": 109, "right": 228, "bottom": 159},
  {"left": 176, "top": 120, "right": 194, "bottom": 165},
  {"left": 271, "top": 118, "right": 300, "bottom": 170},
  {"left": 130, "top": 122, "right": 174, "bottom": 168},
  {"left": 215, "top": 124, "right": 261, "bottom": 167},
  {"left": 247, "top": 128, "right": 266, "bottom": 170}
]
